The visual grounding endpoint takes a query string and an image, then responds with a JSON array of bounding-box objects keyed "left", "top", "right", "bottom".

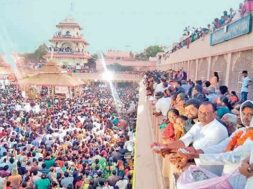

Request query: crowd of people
[
  {"left": 61, "top": 65, "right": 96, "bottom": 73},
  {"left": 169, "top": 0, "right": 253, "bottom": 54},
  {"left": 0, "top": 82, "right": 139, "bottom": 189},
  {"left": 144, "top": 69, "right": 253, "bottom": 188}
]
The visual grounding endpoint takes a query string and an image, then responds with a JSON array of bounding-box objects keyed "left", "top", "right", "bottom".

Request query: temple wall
[{"left": 158, "top": 15, "right": 253, "bottom": 99}]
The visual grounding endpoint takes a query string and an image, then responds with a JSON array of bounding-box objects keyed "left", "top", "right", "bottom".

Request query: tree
[
  {"left": 135, "top": 45, "right": 164, "bottom": 60},
  {"left": 144, "top": 45, "right": 164, "bottom": 58},
  {"left": 24, "top": 44, "right": 48, "bottom": 63}
]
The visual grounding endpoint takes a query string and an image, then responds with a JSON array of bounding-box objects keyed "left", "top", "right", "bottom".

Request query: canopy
[
  {"left": 20, "top": 61, "right": 83, "bottom": 87},
  {"left": 20, "top": 73, "right": 83, "bottom": 87}
]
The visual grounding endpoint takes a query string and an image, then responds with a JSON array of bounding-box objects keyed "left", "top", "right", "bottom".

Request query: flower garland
[{"left": 226, "top": 129, "right": 253, "bottom": 152}]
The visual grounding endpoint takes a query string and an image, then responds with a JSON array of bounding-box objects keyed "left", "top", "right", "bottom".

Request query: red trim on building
[
  {"left": 56, "top": 23, "right": 82, "bottom": 29},
  {"left": 45, "top": 53, "right": 91, "bottom": 59},
  {"left": 49, "top": 37, "right": 88, "bottom": 44}
]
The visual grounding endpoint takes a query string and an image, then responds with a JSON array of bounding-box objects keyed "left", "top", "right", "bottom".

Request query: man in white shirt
[
  {"left": 154, "top": 90, "right": 172, "bottom": 117},
  {"left": 153, "top": 101, "right": 228, "bottom": 154},
  {"left": 154, "top": 76, "right": 168, "bottom": 94},
  {"left": 178, "top": 101, "right": 253, "bottom": 165},
  {"left": 240, "top": 70, "right": 252, "bottom": 103}
]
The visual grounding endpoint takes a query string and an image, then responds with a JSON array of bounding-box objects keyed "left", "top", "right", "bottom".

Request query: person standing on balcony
[{"left": 240, "top": 70, "right": 252, "bottom": 103}]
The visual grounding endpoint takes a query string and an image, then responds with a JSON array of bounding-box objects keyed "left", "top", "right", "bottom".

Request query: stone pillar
[
  {"left": 225, "top": 53, "right": 232, "bottom": 86},
  {"left": 187, "top": 61, "right": 190, "bottom": 74},
  {"left": 207, "top": 57, "right": 212, "bottom": 80},
  {"left": 195, "top": 59, "right": 199, "bottom": 81}
]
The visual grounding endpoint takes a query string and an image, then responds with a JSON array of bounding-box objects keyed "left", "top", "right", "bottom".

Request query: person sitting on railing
[
  {"left": 244, "top": 0, "right": 253, "bottom": 13},
  {"left": 222, "top": 11, "right": 230, "bottom": 25},
  {"left": 213, "top": 18, "right": 222, "bottom": 29}
]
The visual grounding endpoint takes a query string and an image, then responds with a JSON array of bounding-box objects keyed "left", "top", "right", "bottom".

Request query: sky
[{"left": 0, "top": 0, "right": 243, "bottom": 54}]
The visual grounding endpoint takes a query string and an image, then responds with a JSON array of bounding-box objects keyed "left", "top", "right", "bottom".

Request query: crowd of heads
[
  {"left": 144, "top": 68, "right": 253, "bottom": 187},
  {"left": 144, "top": 69, "right": 252, "bottom": 134},
  {"left": 168, "top": 0, "right": 251, "bottom": 54},
  {"left": 0, "top": 82, "right": 139, "bottom": 189}
]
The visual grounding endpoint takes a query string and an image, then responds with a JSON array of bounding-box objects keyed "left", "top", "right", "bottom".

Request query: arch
[
  {"left": 230, "top": 50, "right": 253, "bottom": 94},
  {"left": 197, "top": 58, "right": 208, "bottom": 81},
  {"left": 210, "top": 55, "right": 228, "bottom": 85},
  {"left": 188, "top": 60, "right": 196, "bottom": 81}
]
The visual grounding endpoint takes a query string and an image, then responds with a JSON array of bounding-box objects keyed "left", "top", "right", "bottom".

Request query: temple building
[
  {"left": 45, "top": 17, "right": 91, "bottom": 66},
  {"left": 96, "top": 50, "right": 156, "bottom": 72}
]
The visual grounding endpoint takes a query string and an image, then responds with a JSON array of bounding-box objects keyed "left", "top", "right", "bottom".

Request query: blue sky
[{"left": 0, "top": 0, "right": 243, "bottom": 54}]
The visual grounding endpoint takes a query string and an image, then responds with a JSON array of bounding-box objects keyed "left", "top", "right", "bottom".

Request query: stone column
[
  {"left": 195, "top": 59, "right": 199, "bottom": 81},
  {"left": 225, "top": 53, "right": 232, "bottom": 86},
  {"left": 187, "top": 61, "right": 190, "bottom": 74},
  {"left": 207, "top": 57, "right": 212, "bottom": 81}
]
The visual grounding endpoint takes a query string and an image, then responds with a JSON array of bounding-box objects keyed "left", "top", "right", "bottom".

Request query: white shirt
[
  {"left": 154, "top": 82, "right": 168, "bottom": 94},
  {"left": 180, "top": 119, "right": 228, "bottom": 149},
  {"left": 241, "top": 76, "right": 252, "bottom": 92},
  {"left": 202, "top": 127, "right": 248, "bottom": 154},
  {"left": 115, "top": 179, "right": 129, "bottom": 189},
  {"left": 0, "top": 177, "right": 5, "bottom": 189},
  {"left": 199, "top": 140, "right": 253, "bottom": 165},
  {"left": 155, "top": 97, "right": 171, "bottom": 116}
]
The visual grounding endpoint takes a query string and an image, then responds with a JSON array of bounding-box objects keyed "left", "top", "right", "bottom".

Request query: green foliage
[
  {"left": 107, "top": 63, "right": 134, "bottom": 72},
  {"left": 24, "top": 44, "right": 48, "bottom": 62},
  {"left": 135, "top": 45, "right": 164, "bottom": 60},
  {"left": 144, "top": 45, "right": 164, "bottom": 58}
]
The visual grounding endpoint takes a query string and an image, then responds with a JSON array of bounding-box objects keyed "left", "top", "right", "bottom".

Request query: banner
[{"left": 210, "top": 14, "right": 251, "bottom": 46}]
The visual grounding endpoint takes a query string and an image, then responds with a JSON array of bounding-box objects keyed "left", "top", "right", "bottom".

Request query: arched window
[{"left": 66, "top": 31, "right": 70, "bottom": 36}]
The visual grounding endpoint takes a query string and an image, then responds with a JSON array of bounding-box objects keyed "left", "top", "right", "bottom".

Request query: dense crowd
[
  {"left": 61, "top": 65, "right": 96, "bottom": 73},
  {"left": 169, "top": 0, "right": 253, "bottom": 54},
  {"left": 0, "top": 82, "right": 139, "bottom": 189},
  {"left": 144, "top": 69, "right": 253, "bottom": 188}
]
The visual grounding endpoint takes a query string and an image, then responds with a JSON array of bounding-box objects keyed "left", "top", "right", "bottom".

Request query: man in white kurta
[{"left": 154, "top": 102, "right": 228, "bottom": 153}]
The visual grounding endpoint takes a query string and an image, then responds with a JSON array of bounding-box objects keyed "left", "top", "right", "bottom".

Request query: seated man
[
  {"left": 177, "top": 101, "right": 253, "bottom": 167},
  {"left": 153, "top": 88, "right": 173, "bottom": 117},
  {"left": 183, "top": 99, "right": 201, "bottom": 132},
  {"left": 176, "top": 115, "right": 253, "bottom": 189},
  {"left": 152, "top": 101, "right": 228, "bottom": 155},
  {"left": 151, "top": 101, "right": 228, "bottom": 187}
]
